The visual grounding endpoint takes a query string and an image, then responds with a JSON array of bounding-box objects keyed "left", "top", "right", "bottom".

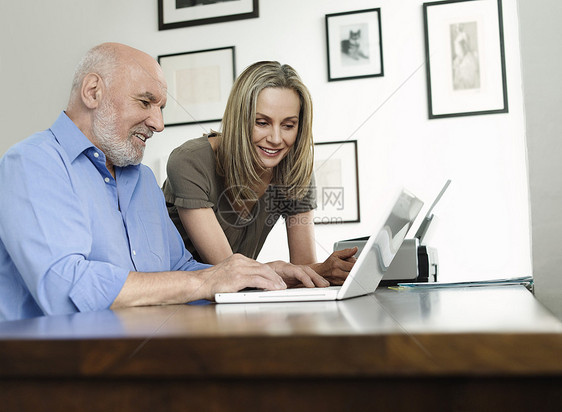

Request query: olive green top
[{"left": 162, "top": 136, "right": 316, "bottom": 262}]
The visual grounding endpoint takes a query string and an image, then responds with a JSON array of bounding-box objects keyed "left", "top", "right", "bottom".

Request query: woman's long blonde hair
[{"left": 215, "top": 61, "right": 314, "bottom": 202}]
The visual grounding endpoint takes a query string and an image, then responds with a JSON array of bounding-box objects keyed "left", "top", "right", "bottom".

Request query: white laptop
[{"left": 215, "top": 189, "right": 424, "bottom": 303}]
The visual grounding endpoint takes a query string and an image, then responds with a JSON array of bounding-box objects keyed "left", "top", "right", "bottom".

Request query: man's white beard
[{"left": 92, "top": 100, "right": 145, "bottom": 167}]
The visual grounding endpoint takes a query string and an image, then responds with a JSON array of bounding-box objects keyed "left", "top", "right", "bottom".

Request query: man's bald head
[{"left": 68, "top": 43, "right": 165, "bottom": 108}]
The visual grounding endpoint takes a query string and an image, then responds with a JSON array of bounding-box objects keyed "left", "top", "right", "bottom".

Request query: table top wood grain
[{"left": 1, "top": 285, "right": 561, "bottom": 378}]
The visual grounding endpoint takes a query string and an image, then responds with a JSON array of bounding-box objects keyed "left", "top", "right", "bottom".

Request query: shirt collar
[
  {"left": 50, "top": 111, "right": 97, "bottom": 162},
  {"left": 49, "top": 111, "right": 142, "bottom": 175}
]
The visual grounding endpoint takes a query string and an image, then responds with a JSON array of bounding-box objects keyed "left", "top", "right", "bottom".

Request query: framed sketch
[
  {"left": 158, "top": 47, "right": 235, "bottom": 127},
  {"left": 158, "top": 0, "right": 259, "bottom": 30},
  {"left": 313, "top": 140, "right": 360, "bottom": 224},
  {"left": 423, "top": 0, "right": 508, "bottom": 118},
  {"left": 325, "top": 8, "right": 384, "bottom": 82}
]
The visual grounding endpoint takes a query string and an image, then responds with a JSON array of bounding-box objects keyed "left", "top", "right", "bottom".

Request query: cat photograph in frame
[
  {"left": 325, "top": 8, "right": 384, "bottom": 82},
  {"left": 423, "top": 0, "right": 508, "bottom": 118},
  {"left": 313, "top": 140, "right": 360, "bottom": 224},
  {"left": 158, "top": 47, "right": 235, "bottom": 127}
]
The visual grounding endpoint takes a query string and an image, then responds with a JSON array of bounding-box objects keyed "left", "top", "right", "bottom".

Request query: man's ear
[{"left": 81, "top": 73, "right": 104, "bottom": 109}]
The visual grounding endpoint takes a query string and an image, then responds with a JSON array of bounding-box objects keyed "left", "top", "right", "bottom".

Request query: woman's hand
[
  {"left": 309, "top": 247, "right": 358, "bottom": 285},
  {"left": 266, "top": 260, "right": 330, "bottom": 288}
]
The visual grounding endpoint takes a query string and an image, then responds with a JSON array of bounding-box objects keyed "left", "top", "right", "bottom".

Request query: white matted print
[
  {"left": 313, "top": 141, "right": 360, "bottom": 224},
  {"left": 325, "top": 8, "right": 384, "bottom": 82},
  {"left": 423, "top": 0, "right": 508, "bottom": 118},
  {"left": 158, "top": 47, "right": 235, "bottom": 127}
]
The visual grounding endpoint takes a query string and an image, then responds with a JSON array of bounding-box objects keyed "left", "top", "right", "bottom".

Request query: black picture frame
[
  {"left": 158, "top": 0, "right": 259, "bottom": 30},
  {"left": 325, "top": 8, "right": 384, "bottom": 82},
  {"left": 313, "top": 140, "right": 360, "bottom": 224},
  {"left": 157, "top": 46, "right": 235, "bottom": 127},
  {"left": 423, "top": 0, "right": 508, "bottom": 118}
]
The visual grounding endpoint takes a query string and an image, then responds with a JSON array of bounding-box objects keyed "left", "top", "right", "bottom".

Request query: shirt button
[
  {"left": 94, "top": 152, "right": 99, "bottom": 158},
  {"left": 132, "top": 250, "right": 137, "bottom": 256},
  {"left": 104, "top": 177, "right": 110, "bottom": 183}
]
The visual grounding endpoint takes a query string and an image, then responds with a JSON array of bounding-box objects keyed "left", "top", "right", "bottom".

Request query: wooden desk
[{"left": 1, "top": 285, "right": 561, "bottom": 411}]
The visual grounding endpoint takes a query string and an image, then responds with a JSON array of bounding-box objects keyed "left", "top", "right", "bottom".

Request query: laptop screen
[
  {"left": 337, "top": 189, "right": 423, "bottom": 300},
  {"left": 374, "top": 191, "right": 425, "bottom": 271}
]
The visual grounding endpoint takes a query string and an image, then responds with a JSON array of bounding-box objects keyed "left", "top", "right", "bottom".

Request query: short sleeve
[
  {"left": 163, "top": 137, "right": 217, "bottom": 210},
  {"left": 285, "top": 173, "right": 317, "bottom": 216}
]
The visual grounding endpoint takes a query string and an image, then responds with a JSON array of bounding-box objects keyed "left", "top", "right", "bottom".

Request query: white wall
[
  {"left": 518, "top": 0, "right": 562, "bottom": 317},
  {"left": 0, "top": 0, "right": 531, "bottom": 282}
]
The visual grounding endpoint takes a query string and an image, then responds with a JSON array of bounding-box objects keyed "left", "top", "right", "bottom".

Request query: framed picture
[
  {"left": 423, "top": 0, "right": 508, "bottom": 118},
  {"left": 158, "top": 0, "right": 259, "bottom": 30},
  {"left": 158, "top": 47, "right": 235, "bottom": 127},
  {"left": 325, "top": 8, "right": 384, "bottom": 82},
  {"left": 313, "top": 140, "right": 360, "bottom": 224}
]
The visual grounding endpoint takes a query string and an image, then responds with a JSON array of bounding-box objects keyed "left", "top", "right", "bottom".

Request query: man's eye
[{"left": 141, "top": 100, "right": 150, "bottom": 107}]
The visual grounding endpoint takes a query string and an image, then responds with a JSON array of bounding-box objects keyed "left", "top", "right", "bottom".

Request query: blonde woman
[{"left": 162, "top": 61, "right": 356, "bottom": 285}]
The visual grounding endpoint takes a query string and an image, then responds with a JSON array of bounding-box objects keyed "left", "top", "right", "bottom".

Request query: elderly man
[{"left": 0, "top": 43, "right": 327, "bottom": 321}]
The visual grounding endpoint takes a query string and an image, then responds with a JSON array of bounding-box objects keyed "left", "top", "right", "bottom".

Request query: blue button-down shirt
[{"left": 0, "top": 112, "right": 208, "bottom": 321}]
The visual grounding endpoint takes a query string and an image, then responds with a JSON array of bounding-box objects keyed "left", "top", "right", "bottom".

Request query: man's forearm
[{"left": 110, "top": 270, "right": 207, "bottom": 309}]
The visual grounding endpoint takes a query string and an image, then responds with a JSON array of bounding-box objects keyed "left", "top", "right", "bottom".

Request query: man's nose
[{"left": 146, "top": 107, "right": 164, "bottom": 133}]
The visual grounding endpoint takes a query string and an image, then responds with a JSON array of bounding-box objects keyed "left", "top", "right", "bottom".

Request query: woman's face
[{"left": 252, "top": 87, "right": 300, "bottom": 171}]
